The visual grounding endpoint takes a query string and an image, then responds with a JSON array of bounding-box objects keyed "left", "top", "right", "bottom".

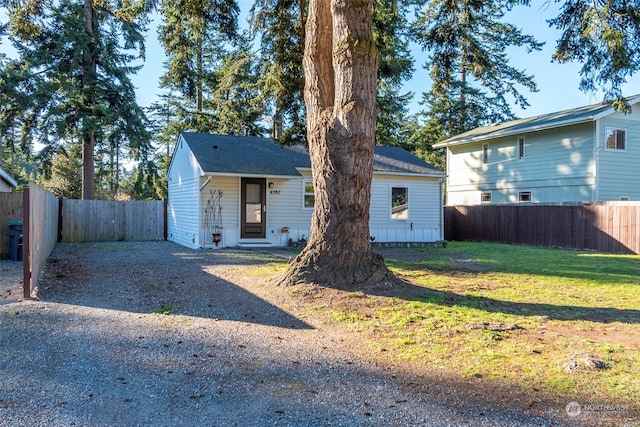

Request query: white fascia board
[
  {"left": 592, "top": 96, "right": 640, "bottom": 120},
  {"left": 0, "top": 168, "right": 17, "bottom": 187},
  {"left": 204, "top": 172, "right": 302, "bottom": 179},
  {"left": 372, "top": 171, "right": 445, "bottom": 179}
]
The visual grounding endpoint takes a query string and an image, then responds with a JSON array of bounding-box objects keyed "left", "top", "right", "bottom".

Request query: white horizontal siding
[
  {"left": 168, "top": 136, "right": 203, "bottom": 249},
  {"left": 370, "top": 174, "right": 443, "bottom": 242},
  {"left": 174, "top": 165, "right": 443, "bottom": 248},
  {"left": 266, "top": 177, "right": 313, "bottom": 244},
  {"left": 199, "top": 176, "right": 240, "bottom": 247}
]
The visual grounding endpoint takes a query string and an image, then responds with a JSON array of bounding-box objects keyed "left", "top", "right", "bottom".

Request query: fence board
[
  {"left": 61, "top": 199, "right": 165, "bottom": 242},
  {"left": 444, "top": 203, "right": 640, "bottom": 254}
]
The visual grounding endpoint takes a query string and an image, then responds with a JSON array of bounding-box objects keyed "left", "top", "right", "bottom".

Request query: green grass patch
[
  {"left": 318, "top": 242, "right": 640, "bottom": 406},
  {"left": 152, "top": 304, "right": 176, "bottom": 315},
  {"left": 246, "top": 262, "right": 289, "bottom": 276}
]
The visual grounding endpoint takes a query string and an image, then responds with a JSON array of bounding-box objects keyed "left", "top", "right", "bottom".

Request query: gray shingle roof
[
  {"left": 180, "top": 133, "right": 443, "bottom": 176},
  {"left": 434, "top": 95, "right": 640, "bottom": 148}
]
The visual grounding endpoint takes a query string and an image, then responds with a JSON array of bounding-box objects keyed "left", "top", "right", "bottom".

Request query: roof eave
[
  {"left": 0, "top": 168, "right": 17, "bottom": 188},
  {"left": 434, "top": 116, "right": 595, "bottom": 148},
  {"left": 372, "top": 170, "right": 445, "bottom": 178},
  {"left": 203, "top": 171, "right": 303, "bottom": 178}
]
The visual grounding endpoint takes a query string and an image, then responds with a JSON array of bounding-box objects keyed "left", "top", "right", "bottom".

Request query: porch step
[{"left": 237, "top": 240, "right": 273, "bottom": 248}]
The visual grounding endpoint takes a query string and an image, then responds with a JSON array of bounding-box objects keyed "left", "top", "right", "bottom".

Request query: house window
[
  {"left": 391, "top": 187, "right": 408, "bottom": 219},
  {"left": 619, "top": 196, "right": 629, "bottom": 201},
  {"left": 303, "top": 180, "right": 314, "bottom": 208},
  {"left": 481, "top": 192, "right": 492, "bottom": 204},
  {"left": 605, "top": 128, "right": 626, "bottom": 150},
  {"left": 518, "top": 137, "right": 525, "bottom": 159},
  {"left": 482, "top": 143, "right": 489, "bottom": 164},
  {"left": 518, "top": 191, "right": 532, "bottom": 203}
]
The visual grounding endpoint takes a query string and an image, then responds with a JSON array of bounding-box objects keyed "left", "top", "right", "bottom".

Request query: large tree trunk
[
  {"left": 277, "top": 0, "right": 391, "bottom": 288},
  {"left": 82, "top": 0, "right": 96, "bottom": 200}
]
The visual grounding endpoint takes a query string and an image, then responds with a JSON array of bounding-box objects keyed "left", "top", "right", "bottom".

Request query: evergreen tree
[
  {"left": 277, "top": 0, "right": 391, "bottom": 287},
  {"left": 549, "top": 0, "right": 640, "bottom": 111},
  {"left": 157, "top": 0, "right": 239, "bottom": 131},
  {"left": 209, "top": 45, "right": 267, "bottom": 136},
  {"left": 44, "top": 142, "right": 82, "bottom": 199},
  {"left": 1, "top": 0, "right": 153, "bottom": 199},
  {"left": 249, "top": 0, "right": 306, "bottom": 144},
  {"left": 249, "top": 0, "right": 417, "bottom": 146},
  {"left": 373, "top": 0, "right": 415, "bottom": 148},
  {"left": 145, "top": 93, "right": 180, "bottom": 200},
  {"left": 412, "top": 0, "right": 543, "bottom": 136}
]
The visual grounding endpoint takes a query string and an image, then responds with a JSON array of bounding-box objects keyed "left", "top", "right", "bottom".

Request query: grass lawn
[{"left": 262, "top": 242, "right": 640, "bottom": 410}]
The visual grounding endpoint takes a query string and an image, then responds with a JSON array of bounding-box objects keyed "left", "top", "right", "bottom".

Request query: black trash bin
[{"left": 8, "top": 219, "right": 23, "bottom": 261}]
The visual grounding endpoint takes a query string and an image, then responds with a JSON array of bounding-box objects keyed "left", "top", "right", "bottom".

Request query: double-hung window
[
  {"left": 303, "top": 180, "right": 314, "bottom": 208},
  {"left": 605, "top": 128, "right": 626, "bottom": 150}
]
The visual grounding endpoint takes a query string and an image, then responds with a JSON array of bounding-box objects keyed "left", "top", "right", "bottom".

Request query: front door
[{"left": 240, "top": 178, "right": 266, "bottom": 238}]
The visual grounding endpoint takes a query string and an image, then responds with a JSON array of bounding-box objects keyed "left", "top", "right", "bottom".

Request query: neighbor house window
[
  {"left": 619, "top": 196, "right": 629, "bottom": 201},
  {"left": 518, "top": 137, "right": 525, "bottom": 159},
  {"left": 482, "top": 143, "right": 489, "bottom": 164},
  {"left": 518, "top": 191, "right": 532, "bottom": 203},
  {"left": 391, "top": 187, "right": 408, "bottom": 219},
  {"left": 605, "top": 128, "right": 626, "bottom": 150},
  {"left": 303, "top": 180, "right": 314, "bottom": 208},
  {"left": 481, "top": 192, "right": 492, "bottom": 204}
]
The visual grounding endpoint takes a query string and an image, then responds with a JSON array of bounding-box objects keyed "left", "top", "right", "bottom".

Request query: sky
[{"left": 3, "top": 2, "right": 640, "bottom": 122}]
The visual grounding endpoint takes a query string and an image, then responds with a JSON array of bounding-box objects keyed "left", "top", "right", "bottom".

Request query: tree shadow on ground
[
  {"left": 361, "top": 278, "right": 640, "bottom": 324},
  {"left": 378, "top": 245, "right": 640, "bottom": 286},
  {"left": 36, "top": 242, "right": 311, "bottom": 329}
]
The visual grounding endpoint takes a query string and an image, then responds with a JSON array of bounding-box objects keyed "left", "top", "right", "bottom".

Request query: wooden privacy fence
[
  {"left": 23, "top": 184, "right": 59, "bottom": 298},
  {"left": 444, "top": 203, "right": 640, "bottom": 254},
  {"left": 60, "top": 199, "right": 166, "bottom": 243}
]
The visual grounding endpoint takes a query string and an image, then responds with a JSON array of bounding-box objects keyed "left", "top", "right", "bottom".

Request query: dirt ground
[{"left": 0, "top": 242, "right": 626, "bottom": 426}]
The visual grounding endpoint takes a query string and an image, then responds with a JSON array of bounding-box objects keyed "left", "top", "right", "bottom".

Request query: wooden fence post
[{"left": 22, "top": 186, "right": 31, "bottom": 299}]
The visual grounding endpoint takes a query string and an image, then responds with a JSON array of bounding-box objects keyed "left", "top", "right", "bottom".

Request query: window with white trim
[
  {"left": 518, "top": 191, "right": 532, "bottom": 203},
  {"left": 391, "top": 187, "right": 408, "bottom": 220},
  {"left": 303, "top": 180, "right": 314, "bottom": 208},
  {"left": 619, "top": 196, "right": 629, "bottom": 201},
  {"left": 518, "top": 137, "right": 525, "bottom": 160},
  {"left": 481, "top": 192, "right": 492, "bottom": 204},
  {"left": 605, "top": 128, "right": 626, "bottom": 150}
]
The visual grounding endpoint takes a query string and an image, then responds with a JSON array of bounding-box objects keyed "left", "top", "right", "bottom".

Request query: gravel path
[{"left": 0, "top": 242, "right": 572, "bottom": 426}]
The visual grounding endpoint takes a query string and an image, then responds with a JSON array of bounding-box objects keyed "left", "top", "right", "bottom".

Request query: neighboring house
[
  {"left": 434, "top": 96, "right": 640, "bottom": 205},
  {"left": 167, "top": 132, "right": 445, "bottom": 249},
  {"left": 0, "top": 166, "right": 17, "bottom": 192}
]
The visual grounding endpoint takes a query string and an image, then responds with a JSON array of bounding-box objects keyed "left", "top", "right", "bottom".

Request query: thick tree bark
[
  {"left": 82, "top": 0, "right": 96, "bottom": 200},
  {"left": 277, "top": 0, "right": 391, "bottom": 288}
]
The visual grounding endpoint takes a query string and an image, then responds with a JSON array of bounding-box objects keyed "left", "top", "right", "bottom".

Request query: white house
[
  {"left": 434, "top": 96, "right": 640, "bottom": 205},
  {"left": 0, "top": 166, "right": 17, "bottom": 192},
  {"left": 167, "top": 133, "right": 445, "bottom": 249}
]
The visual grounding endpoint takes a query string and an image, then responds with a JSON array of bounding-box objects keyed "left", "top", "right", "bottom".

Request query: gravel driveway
[{"left": 0, "top": 242, "right": 571, "bottom": 426}]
